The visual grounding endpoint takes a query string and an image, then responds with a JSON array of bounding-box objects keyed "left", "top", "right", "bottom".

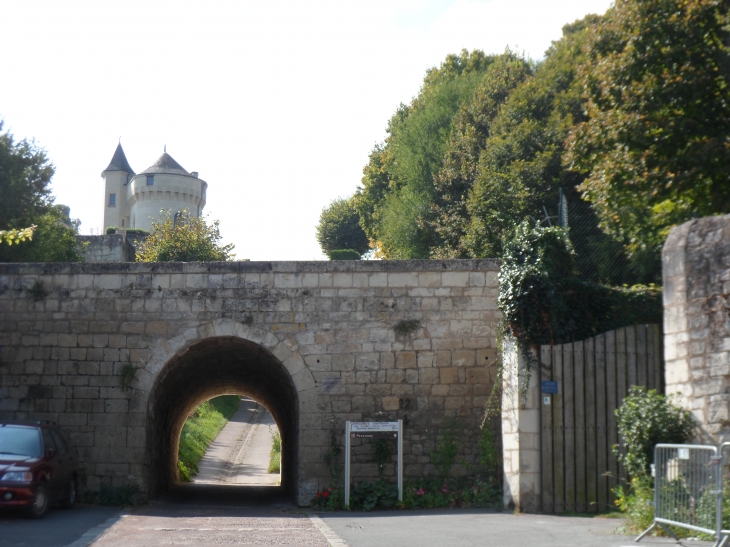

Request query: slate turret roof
[
  {"left": 140, "top": 152, "right": 190, "bottom": 177},
  {"left": 102, "top": 143, "right": 135, "bottom": 174}
]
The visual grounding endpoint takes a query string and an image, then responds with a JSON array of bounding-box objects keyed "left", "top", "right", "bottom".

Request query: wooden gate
[{"left": 538, "top": 324, "right": 663, "bottom": 513}]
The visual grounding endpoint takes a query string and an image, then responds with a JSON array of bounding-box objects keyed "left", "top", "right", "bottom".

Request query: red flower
[{"left": 323, "top": 490, "right": 330, "bottom": 498}]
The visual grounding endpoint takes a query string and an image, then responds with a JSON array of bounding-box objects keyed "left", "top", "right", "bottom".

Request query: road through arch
[{"left": 146, "top": 336, "right": 299, "bottom": 498}]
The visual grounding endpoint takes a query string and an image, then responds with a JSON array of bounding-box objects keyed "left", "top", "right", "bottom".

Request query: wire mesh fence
[
  {"left": 638, "top": 444, "right": 724, "bottom": 544},
  {"left": 536, "top": 190, "right": 662, "bottom": 286}
]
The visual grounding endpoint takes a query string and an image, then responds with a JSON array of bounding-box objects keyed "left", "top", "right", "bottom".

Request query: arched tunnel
[{"left": 146, "top": 336, "right": 299, "bottom": 499}]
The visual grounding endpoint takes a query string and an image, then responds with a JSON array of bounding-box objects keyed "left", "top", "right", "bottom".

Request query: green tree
[
  {"left": 430, "top": 52, "right": 532, "bottom": 258},
  {"left": 354, "top": 50, "right": 497, "bottom": 258},
  {"left": 463, "top": 16, "right": 600, "bottom": 260},
  {"left": 0, "top": 121, "right": 55, "bottom": 230},
  {"left": 0, "top": 205, "right": 82, "bottom": 262},
  {"left": 565, "top": 0, "right": 730, "bottom": 262},
  {"left": 136, "top": 210, "right": 235, "bottom": 262},
  {"left": 315, "top": 197, "right": 369, "bottom": 257},
  {"left": 0, "top": 122, "right": 82, "bottom": 262}
]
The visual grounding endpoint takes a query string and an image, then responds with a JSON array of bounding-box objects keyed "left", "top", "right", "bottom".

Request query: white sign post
[{"left": 344, "top": 420, "right": 403, "bottom": 507}]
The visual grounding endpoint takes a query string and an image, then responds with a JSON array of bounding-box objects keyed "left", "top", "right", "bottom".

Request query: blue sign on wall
[{"left": 541, "top": 380, "right": 559, "bottom": 394}]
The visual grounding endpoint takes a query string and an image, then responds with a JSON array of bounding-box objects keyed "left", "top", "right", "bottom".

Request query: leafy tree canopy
[
  {"left": 354, "top": 50, "right": 499, "bottom": 259},
  {"left": 316, "top": 197, "right": 369, "bottom": 258},
  {"left": 566, "top": 0, "right": 730, "bottom": 258},
  {"left": 135, "top": 210, "right": 235, "bottom": 262},
  {"left": 0, "top": 121, "right": 55, "bottom": 230},
  {"left": 0, "top": 122, "right": 82, "bottom": 262},
  {"left": 0, "top": 205, "right": 82, "bottom": 262},
  {"left": 430, "top": 51, "right": 533, "bottom": 258},
  {"left": 463, "top": 16, "right": 599, "bottom": 260}
]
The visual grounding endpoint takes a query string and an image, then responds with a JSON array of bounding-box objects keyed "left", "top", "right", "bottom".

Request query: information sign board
[
  {"left": 351, "top": 422, "right": 399, "bottom": 432},
  {"left": 344, "top": 420, "right": 403, "bottom": 507},
  {"left": 541, "top": 380, "right": 559, "bottom": 394}
]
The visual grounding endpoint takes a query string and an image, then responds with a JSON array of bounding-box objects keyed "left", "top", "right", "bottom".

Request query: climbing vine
[{"left": 485, "top": 221, "right": 663, "bottom": 420}]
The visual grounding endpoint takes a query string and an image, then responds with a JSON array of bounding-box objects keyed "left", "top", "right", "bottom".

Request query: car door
[
  {"left": 50, "top": 429, "right": 73, "bottom": 496},
  {"left": 41, "top": 428, "right": 62, "bottom": 500}
]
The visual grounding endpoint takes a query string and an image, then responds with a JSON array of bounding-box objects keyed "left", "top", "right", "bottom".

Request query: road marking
[{"left": 309, "top": 514, "right": 349, "bottom": 547}]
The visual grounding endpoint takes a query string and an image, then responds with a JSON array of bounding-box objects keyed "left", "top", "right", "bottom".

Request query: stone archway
[{"left": 138, "top": 320, "right": 313, "bottom": 500}]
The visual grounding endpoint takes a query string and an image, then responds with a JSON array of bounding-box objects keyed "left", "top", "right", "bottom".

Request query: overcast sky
[{"left": 1, "top": 0, "right": 613, "bottom": 260}]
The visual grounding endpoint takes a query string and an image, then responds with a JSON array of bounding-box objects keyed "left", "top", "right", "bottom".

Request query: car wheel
[
  {"left": 60, "top": 477, "right": 76, "bottom": 509},
  {"left": 26, "top": 483, "right": 50, "bottom": 519}
]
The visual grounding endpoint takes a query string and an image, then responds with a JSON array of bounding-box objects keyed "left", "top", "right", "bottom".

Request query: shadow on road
[{"left": 157, "top": 483, "right": 291, "bottom": 508}]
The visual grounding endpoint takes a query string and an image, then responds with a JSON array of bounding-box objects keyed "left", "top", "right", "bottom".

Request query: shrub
[
  {"left": 328, "top": 249, "right": 361, "bottom": 260},
  {"left": 615, "top": 386, "right": 693, "bottom": 480},
  {"left": 268, "top": 429, "right": 281, "bottom": 474},
  {"left": 106, "top": 226, "right": 149, "bottom": 235}
]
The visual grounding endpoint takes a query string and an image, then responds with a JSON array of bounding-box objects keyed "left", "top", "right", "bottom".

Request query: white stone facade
[{"left": 101, "top": 144, "right": 207, "bottom": 231}]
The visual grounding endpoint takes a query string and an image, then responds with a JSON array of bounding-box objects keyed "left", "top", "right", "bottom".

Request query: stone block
[
  {"left": 382, "top": 396, "right": 400, "bottom": 411},
  {"left": 396, "top": 352, "right": 417, "bottom": 369}
]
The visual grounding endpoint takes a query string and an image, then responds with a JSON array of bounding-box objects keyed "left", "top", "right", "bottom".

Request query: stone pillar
[
  {"left": 663, "top": 214, "right": 730, "bottom": 442},
  {"left": 502, "top": 339, "right": 541, "bottom": 512}
]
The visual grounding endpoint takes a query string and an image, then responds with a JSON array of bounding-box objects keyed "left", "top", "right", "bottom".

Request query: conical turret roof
[
  {"left": 102, "top": 143, "right": 135, "bottom": 174},
  {"left": 140, "top": 151, "right": 190, "bottom": 177}
]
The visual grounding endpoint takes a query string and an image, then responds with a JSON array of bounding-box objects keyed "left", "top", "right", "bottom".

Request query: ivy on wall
[
  {"left": 499, "top": 221, "right": 662, "bottom": 347},
  {"left": 486, "top": 221, "right": 663, "bottom": 419}
]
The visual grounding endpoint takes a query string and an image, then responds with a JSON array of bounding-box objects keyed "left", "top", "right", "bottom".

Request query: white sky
[{"left": 1, "top": 0, "right": 613, "bottom": 260}]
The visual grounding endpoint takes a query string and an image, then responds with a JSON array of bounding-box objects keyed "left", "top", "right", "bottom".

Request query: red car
[{"left": 0, "top": 422, "right": 79, "bottom": 518}]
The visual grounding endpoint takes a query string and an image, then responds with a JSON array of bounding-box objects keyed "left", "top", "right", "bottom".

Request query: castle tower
[
  {"left": 126, "top": 149, "right": 207, "bottom": 231},
  {"left": 101, "top": 143, "right": 135, "bottom": 230}
]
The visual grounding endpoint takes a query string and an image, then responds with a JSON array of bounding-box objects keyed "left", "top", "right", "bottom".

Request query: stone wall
[
  {"left": 76, "top": 234, "right": 136, "bottom": 262},
  {"left": 663, "top": 214, "right": 730, "bottom": 442},
  {"left": 0, "top": 259, "right": 500, "bottom": 504},
  {"left": 501, "top": 341, "right": 541, "bottom": 512}
]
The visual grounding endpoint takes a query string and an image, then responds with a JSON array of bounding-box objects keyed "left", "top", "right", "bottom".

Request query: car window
[
  {"left": 42, "top": 428, "right": 57, "bottom": 455},
  {"left": 0, "top": 426, "right": 42, "bottom": 457},
  {"left": 50, "top": 430, "right": 68, "bottom": 455}
]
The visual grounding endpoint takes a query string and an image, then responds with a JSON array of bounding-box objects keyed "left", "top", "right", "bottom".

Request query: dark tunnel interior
[{"left": 146, "top": 336, "right": 299, "bottom": 499}]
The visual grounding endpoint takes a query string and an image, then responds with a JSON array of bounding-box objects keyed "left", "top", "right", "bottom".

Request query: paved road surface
[
  {"left": 0, "top": 505, "right": 120, "bottom": 547},
  {"left": 195, "top": 398, "right": 280, "bottom": 486},
  {"left": 320, "top": 510, "right": 714, "bottom": 547}
]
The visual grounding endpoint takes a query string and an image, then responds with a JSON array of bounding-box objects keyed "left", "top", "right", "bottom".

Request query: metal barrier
[
  {"left": 717, "top": 443, "right": 730, "bottom": 547},
  {"left": 637, "top": 444, "right": 722, "bottom": 544}
]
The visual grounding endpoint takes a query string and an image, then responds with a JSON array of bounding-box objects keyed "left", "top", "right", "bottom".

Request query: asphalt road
[
  {"left": 1, "top": 492, "right": 718, "bottom": 547},
  {"left": 0, "top": 505, "right": 121, "bottom": 547},
  {"left": 320, "top": 510, "right": 716, "bottom": 547}
]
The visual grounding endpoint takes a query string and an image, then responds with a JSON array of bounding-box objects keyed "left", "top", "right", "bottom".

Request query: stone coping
[{"left": 0, "top": 259, "right": 500, "bottom": 275}]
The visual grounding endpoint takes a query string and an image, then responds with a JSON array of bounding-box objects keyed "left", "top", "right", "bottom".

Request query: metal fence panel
[{"left": 638, "top": 444, "right": 720, "bottom": 542}]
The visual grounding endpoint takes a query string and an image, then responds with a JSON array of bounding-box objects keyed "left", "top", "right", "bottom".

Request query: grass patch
[
  {"left": 178, "top": 395, "right": 240, "bottom": 481},
  {"left": 268, "top": 428, "right": 281, "bottom": 474}
]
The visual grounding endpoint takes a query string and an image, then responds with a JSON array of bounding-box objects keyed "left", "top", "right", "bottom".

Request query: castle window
[
  {"left": 146, "top": 175, "right": 154, "bottom": 186},
  {"left": 109, "top": 193, "right": 116, "bottom": 206}
]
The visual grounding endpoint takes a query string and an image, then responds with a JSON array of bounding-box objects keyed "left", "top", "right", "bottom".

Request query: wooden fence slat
[
  {"left": 637, "top": 325, "right": 648, "bottom": 388},
  {"left": 563, "top": 343, "right": 576, "bottom": 513},
  {"left": 605, "top": 330, "right": 619, "bottom": 507},
  {"left": 653, "top": 324, "right": 664, "bottom": 393},
  {"left": 584, "top": 336, "right": 598, "bottom": 512},
  {"left": 595, "top": 333, "right": 608, "bottom": 511},
  {"left": 573, "top": 341, "right": 587, "bottom": 513},
  {"left": 646, "top": 325, "right": 655, "bottom": 390},
  {"left": 541, "top": 345, "right": 554, "bottom": 514},
  {"left": 615, "top": 327, "right": 628, "bottom": 492},
  {"left": 552, "top": 345, "right": 565, "bottom": 513},
  {"left": 627, "top": 326, "right": 638, "bottom": 388}
]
